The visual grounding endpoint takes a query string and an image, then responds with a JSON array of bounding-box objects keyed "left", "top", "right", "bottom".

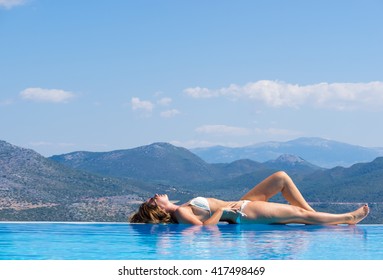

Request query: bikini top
[
  {"left": 189, "top": 197, "right": 249, "bottom": 223},
  {"left": 189, "top": 197, "right": 211, "bottom": 216}
]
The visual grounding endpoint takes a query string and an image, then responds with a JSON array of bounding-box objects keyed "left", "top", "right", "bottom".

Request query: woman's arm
[
  {"left": 175, "top": 207, "right": 224, "bottom": 225},
  {"left": 203, "top": 208, "right": 224, "bottom": 225}
]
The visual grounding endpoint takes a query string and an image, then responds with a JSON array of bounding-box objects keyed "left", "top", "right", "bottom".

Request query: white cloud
[
  {"left": 157, "top": 97, "right": 172, "bottom": 106},
  {"left": 0, "top": 0, "right": 27, "bottom": 9},
  {"left": 131, "top": 97, "right": 154, "bottom": 112},
  {"left": 195, "top": 124, "right": 251, "bottom": 136},
  {"left": 184, "top": 80, "right": 383, "bottom": 110},
  {"left": 131, "top": 97, "right": 177, "bottom": 118},
  {"left": 160, "top": 109, "right": 180, "bottom": 118},
  {"left": 20, "top": 88, "right": 75, "bottom": 103},
  {"left": 184, "top": 87, "right": 219, "bottom": 98}
]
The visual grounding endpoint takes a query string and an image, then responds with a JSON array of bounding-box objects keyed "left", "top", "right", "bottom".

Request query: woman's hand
[
  {"left": 221, "top": 202, "right": 247, "bottom": 223},
  {"left": 222, "top": 202, "right": 241, "bottom": 214},
  {"left": 221, "top": 206, "right": 240, "bottom": 222}
]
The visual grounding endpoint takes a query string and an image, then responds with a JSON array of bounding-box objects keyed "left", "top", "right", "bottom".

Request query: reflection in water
[
  {"left": 0, "top": 223, "right": 376, "bottom": 260},
  {"left": 128, "top": 224, "right": 370, "bottom": 260}
]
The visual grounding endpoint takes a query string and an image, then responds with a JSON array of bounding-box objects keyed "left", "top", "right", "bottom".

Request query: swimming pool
[{"left": 0, "top": 222, "right": 382, "bottom": 260}]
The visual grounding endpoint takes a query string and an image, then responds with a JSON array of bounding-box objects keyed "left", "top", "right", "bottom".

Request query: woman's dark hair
[{"left": 129, "top": 202, "right": 176, "bottom": 224}]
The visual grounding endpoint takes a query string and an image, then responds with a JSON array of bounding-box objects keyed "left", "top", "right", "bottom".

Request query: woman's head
[{"left": 129, "top": 194, "right": 176, "bottom": 224}]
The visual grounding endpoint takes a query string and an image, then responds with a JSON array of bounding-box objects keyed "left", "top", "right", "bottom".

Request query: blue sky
[{"left": 1, "top": 0, "right": 383, "bottom": 156}]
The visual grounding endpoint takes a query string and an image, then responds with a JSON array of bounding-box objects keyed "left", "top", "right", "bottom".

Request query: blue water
[{"left": 0, "top": 222, "right": 382, "bottom": 260}]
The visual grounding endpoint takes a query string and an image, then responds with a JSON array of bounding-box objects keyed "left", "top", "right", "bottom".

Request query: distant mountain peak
[
  {"left": 153, "top": 142, "right": 179, "bottom": 150},
  {"left": 191, "top": 137, "right": 383, "bottom": 168},
  {"left": 138, "top": 142, "right": 179, "bottom": 151},
  {"left": 263, "top": 153, "right": 321, "bottom": 172},
  {"left": 150, "top": 142, "right": 175, "bottom": 147},
  {"left": 134, "top": 142, "right": 188, "bottom": 159},
  {"left": 0, "top": 139, "right": 39, "bottom": 158},
  {"left": 265, "top": 154, "right": 312, "bottom": 167},
  {"left": 273, "top": 154, "right": 305, "bottom": 163},
  {"left": 0, "top": 140, "right": 22, "bottom": 151}
]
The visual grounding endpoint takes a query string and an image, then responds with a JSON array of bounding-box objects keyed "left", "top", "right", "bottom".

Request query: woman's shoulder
[
  {"left": 174, "top": 205, "right": 204, "bottom": 225},
  {"left": 174, "top": 205, "right": 194, "bottom": 220}
]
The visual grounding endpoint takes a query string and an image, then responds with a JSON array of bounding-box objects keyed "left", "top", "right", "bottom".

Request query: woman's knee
[
  {"left": 271, "top": 171, "right": 290, "bottom": 182},
  {"left": 288, "top": 207, "right": 309, "bottom": 223}
]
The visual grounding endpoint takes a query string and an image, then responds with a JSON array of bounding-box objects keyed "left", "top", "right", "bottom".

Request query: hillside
[
  {"left": 298, "top": 157, "right": 383, "bottom": 203},
  {"left": 0, "top": 140, "right": 154, "bottom": 221},
  {"left": 50, "top": 142, "right": 219, "bottom": 184},
  {"left": 50, "top": 143, "right": 321, "bottom": 186},
  {"left": 264, "top": 154, "right": 324, "bottom": 175},
  {"left": 191, "top": 137, "right": 383, "bottom": 168},
  {"left": 296, "top": 157, "right": 383, "bottom": 224}
]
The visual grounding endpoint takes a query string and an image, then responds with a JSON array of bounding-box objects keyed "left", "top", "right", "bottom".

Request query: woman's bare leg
[
  {"left": 240, "top": 171, "right": 315, "bottom": 211},
  {"left": 242, "top": 201, "right": 369, "bottom": 225}
]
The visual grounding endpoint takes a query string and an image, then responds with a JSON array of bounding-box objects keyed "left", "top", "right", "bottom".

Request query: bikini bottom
[{"left": 235, "top": 200, "right": 250, "bottom": 223}]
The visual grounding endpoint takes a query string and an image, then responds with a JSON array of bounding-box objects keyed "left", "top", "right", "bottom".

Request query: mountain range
[
  {"left": 50, "top": 142, "right": 322, "bottom": 185},
  {"left": 191, "top": 137, "right": 383, "bottom": 168},
  {"left": 1, "top": 138, "right": 383, "bottom": 223}
]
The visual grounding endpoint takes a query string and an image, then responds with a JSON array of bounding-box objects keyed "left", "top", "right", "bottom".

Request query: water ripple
[{"left": 0, "top": 222, "right": 381, "bottom": 260}]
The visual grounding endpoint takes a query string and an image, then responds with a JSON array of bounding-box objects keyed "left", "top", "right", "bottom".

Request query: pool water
[{"left": 0, "top": 223, "right": 382, "bottom": 260}]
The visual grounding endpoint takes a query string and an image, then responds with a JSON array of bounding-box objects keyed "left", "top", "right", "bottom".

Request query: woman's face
[{"left": 146, "top": 194, "right": 169, "bottom": 208}]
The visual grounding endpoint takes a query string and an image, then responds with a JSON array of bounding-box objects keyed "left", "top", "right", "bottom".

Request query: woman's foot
[{"left": 348, "top": 204, "right": 369, "bottom": 224}]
